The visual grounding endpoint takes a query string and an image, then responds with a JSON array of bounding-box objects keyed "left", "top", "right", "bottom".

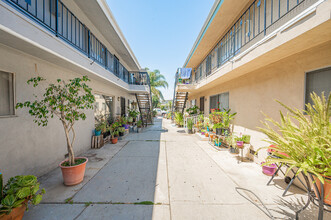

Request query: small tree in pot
[{"left": 16, "top": 76, "right": 95, "bottom": 186}]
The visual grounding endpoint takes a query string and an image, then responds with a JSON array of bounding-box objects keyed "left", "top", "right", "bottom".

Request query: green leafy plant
[
  {"left": 95, "top": 120, "right": 107, "bottom": 133},
  {"left": 127, "top": 116, "right": 133, "bottom": 123},
  {"left": 118, "top": 116, "right": 128, "bottom": 126},
  {"left": 186, "top": 105, "right": 199, "bottom": 115},
  {"left": 128, "top": 109, "right": 140, "bottom": 118},
  {"left": 187, "top": 118, "right": 194, "bottom": 131},
  {"left": 118, "top": 126, "right": 125, "bottom": 133},
  {"left": 16, "top": 76, "right": 95, "bottom": 166},
  {"left": 174, "top": 112, "right": 184, "bottom": 127},
  {"left": 258, "top": 92, "right": 331, "bottom": 183},
  {"left": 137, "top": 120, "right": 143, "bottom": 128},
  {"left": 242, "top": 135, "right": 251, "bottom": 144},
  {"left": 0, "top": 175, "right": 45, "bottom": 216}
]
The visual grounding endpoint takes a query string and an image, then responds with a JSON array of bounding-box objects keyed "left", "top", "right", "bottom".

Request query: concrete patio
[{"left": 24, "top": 117, "right": 330, "bottom": 220}]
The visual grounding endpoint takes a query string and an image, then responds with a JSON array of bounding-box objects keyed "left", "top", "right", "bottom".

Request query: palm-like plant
[
  {"left": 259, "top": 92, "right": 331, "bottom": 183},
  {"left": 147, "top": 69, "right": 168, "bottom": 101}
]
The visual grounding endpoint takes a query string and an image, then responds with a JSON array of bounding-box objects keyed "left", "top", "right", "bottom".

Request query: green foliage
[
  {"left": 61, "top": 158, "right": 86, "bottom": 167},
  {"left": 118, "top": 116, "right": 127, "bottom": 126},
  {"left": 118, "top": 126, "right": 125, "bottom": 133},
  {"left": 0, "top": 175, "right": 45, "bottom": 216},
  {"left": 210, "top": 109, "right": 236, "bottom": 129},
  {"left": 137, "top": 120, "right": 143, "bottom": 128},
  {"left": 242, "top": 135, "right": 251, "bottom": 144},
  {"left": 95, "top": 120, "right": 107, "bottom": 133},
  {"left": 16, "top": 76, "right": 95, "bottom": 166},
  {"left": 110, "top": 122, "right": 120, "bottom": 138},
  {"left": 128, "top": 109, "right": 140, "bottom": 118},
  {"left": 174, "top": 112, "right": 184, "bottom": 126},
  {"left": 186, "top": 105, "right": 199, "bottom": 115},
  {"left": 259, "top": 92, "right": 331, "bottom": 183},
  {"left": 187, "top": 118, "right": 194, "bottom": 130},
  {"left": 16, "top": 76, "right": 94, "bottom": 127},
  {"left": 147, "top": 68, "right": 168, "bottom": 101}
]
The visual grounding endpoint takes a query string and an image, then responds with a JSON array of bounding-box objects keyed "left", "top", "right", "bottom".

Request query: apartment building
[
  {"left": 174, "top": 0, "right": 331, "bottom": 162},
  {"left": 0, "top": 0, "right": 151, "bottom": 177}
]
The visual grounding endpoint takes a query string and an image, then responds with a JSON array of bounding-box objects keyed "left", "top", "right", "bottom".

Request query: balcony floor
[{"left": 24, "top": 118, "right": 330, "bottom": 220}]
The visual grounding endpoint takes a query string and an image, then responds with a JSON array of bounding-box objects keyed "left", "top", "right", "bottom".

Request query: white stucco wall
[{"left": 0, "top": 44, "right": 135, "bottom": 179}]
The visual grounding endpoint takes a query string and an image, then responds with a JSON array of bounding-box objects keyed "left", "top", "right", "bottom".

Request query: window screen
[
  {"left": 0, "top": 71, "right": 14, "bottom": 116},
  {"left": 219, "top": 92, "right": 229, "bottom": 110},
  {"left": 210, "top": 95, "right": 218, "bottom": 111},
  {"left": 306, "top": 67, "right": 331, "bottom": 106},
  {"left": 209, "top": 92, "right": 229, "bottom": 112}
]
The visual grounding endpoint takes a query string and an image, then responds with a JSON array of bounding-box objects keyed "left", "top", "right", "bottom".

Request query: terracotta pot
[
  {"left": 210, "top": 134, "right": 214, "bottom": 139},
  {"left": 205, "top": 133, "right": 209, "bottom": 137},
  {"left": 312, "top": 175, "right": 331, "bottom": 205},
  {"left": 111, "top": 137, "right": 118, "bottom": 144},
  {"left": 0, "top": 203, "right": 26, "bottom": 220},
  {"left": 59, "top": 157, "right": 88, "bottom": 186}
]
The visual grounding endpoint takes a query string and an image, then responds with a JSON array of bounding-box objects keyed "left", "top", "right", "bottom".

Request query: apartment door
[
  {"left": 200, "top": 96, "right": 205, "bottom": 113},
  {"left": 120, "top": 97, "right": 126, "bottom": 116}
]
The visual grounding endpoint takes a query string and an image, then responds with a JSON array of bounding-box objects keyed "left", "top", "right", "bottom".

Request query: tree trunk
[{"left": 62, "top": 122, "right": 75, "bottom": 166}]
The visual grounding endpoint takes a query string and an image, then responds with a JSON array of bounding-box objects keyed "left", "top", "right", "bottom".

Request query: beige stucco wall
[
  {"left": 0, "top": 44, "right": 135, "bottom": 179},
  {"left": 187, "top": 40, "right": 331, "bottom": 162}
]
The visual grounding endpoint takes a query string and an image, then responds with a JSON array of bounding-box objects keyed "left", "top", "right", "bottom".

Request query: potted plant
[
  {"left": 110, "top": 124, "right": 119, "bottom": 144},
  {"left": 119, "top": 117, "right": 130, "bottom": 129},
  {"left": 136, "top": 120, "right": 143, "bottom": 132},
  {"left": 118, "top": 126, "right": 125, "bottom": 137},
  {"left": 94, "top": 124, "right": 102, "bottom": 136},
  {"left": 214, "top": 139, "right": 221, "bottom": 147},
  {"left": 221, "top": 109, "right": 236, "bottom": 135},
  {"left": 201, "top": 129, "right": 206, "bottom": 135},
  {"left": 259, "top": 92, "right": 331, "bottom": 205},
  {"left": 0, "top": 175, "right": 45, "bottom": 220},
  {"left": 16, "top": 76, "right": 94, "bottom": 186},
  {"left": 242, "top": 135, "right": 251, "bottom": 144},
  {"left": 187, "top": 118, "right": 194, "bottom": 134},
  {"left": 226, "top": 135, "right": 239, "bottom": 154},
  {"left": 174, "top": 112, "right": 184, "bottom": 127},
  {"left": 205, "top": 132, "right": 209, "bottom": 137},
  {"left": 261, "top": 162, "right": 277, "bottom": 176},
  {"left": 235, "top": 136, "right": 244, "bottom": 148},
  {"left": 127, "top": 116, "right": 133, "bottom": 124},
  {"left": 128, "top": 109, "right": 140, "bottom": 122}
]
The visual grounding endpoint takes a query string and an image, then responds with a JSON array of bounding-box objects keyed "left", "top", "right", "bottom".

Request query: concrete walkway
[{"left": 24, "top": 118, "right": 330, "bottom": 220}]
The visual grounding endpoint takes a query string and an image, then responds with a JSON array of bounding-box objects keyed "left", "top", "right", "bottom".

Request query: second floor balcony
[
  {"left": 1, "top": 0, "right": 149, "bottom": 90},
  {"left": 178, "top": 0, "right": 329, "bottom": 92}
]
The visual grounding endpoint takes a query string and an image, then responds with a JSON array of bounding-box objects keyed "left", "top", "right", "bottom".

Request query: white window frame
[{"left": 0, "top": 70, "right": 16, "bottom": 118}]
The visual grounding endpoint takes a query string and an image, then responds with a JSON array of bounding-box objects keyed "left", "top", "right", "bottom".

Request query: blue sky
[{"left": 106, "top": 0, "right": 214, "bottom": 100}]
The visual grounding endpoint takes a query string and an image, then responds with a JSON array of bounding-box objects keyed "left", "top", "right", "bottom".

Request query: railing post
[
  {"left": 264, "top": 0, "right": 267, "bottom": 35},
  {"left": 87, "top": 30, "right": 91, "bottom": 58},
  {"left": 105, "top": 48, "right": 108, "bottom": 69},
  {"left": 55, "top": 0, "right": 58, "bottom": 36}
]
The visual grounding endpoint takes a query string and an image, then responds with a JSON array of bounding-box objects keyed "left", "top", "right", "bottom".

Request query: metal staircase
[
  {"left": 172, "top": 69, "right": 188, "bottom": 114},
  {"left": 133, "top": 72, "right": 153, "bottom": 127}
]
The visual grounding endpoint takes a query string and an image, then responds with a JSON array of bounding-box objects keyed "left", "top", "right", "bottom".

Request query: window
[
  {"left": 209, "top": 92, "right": 229, "bottom": 112},
  {"left": 305, "top": 67, "right": 331, "bottom": 106},
  {"left": 0, "top": 71, "right": 15, "bottom": 116},
  {"left": 94, "top": 94, "right": 113, "bottom": 123}
]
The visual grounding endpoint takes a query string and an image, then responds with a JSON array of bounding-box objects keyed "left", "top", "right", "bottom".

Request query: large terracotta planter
[
  {"left": 312, "top": 175, "right": 331, "bottom": 205},
  {"left": 111, "top": 137, "right": 118, "bottom": 144},
  {"left": 59, "top": 157, "right": 88, "bottom": 186},
  {"left": 0, "top": 203, "right": 26, "bottom": 220},
  {"left": 205, "top": 133, "right": 209, "bottom": 137}
]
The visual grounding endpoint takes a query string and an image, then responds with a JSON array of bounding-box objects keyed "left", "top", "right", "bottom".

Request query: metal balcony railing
[
  {"left": 4, "top": 0, "right": 147, "bottom": 86},
  {"left": 191, "top": 0, "right": 318, "bottom": 84}
]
